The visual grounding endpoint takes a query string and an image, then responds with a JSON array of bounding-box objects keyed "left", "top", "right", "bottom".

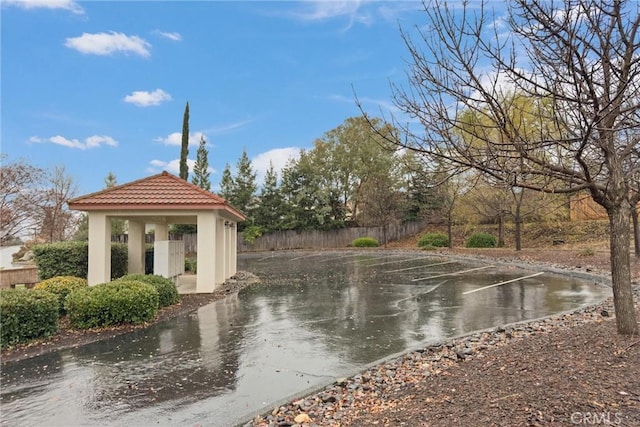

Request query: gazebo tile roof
[{"left": 68, "top": 171, "right": 244, "bottom": 219}]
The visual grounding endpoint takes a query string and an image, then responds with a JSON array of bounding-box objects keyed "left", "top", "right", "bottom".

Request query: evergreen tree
[
  {"left": 179, "top": 101, "right": 190, "bottom": 180},
  {"left": 191, "top": 135, "right": 211, "bottom": 190},
  {"left": 104, "top": 171, "right": 118, "bottom": 188},
  {"left": 219, "top": 163, "right": 234, "bottom": 201},
  {"left": 254, "top": 162, "right": 285, "bottom": 232},
  {"left": 233, "top": 149, "right": 257, "bottom": 217}
]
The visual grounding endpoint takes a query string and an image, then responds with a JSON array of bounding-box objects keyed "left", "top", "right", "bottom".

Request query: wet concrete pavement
[{"left": 0, "top": 251, "right": 610, "bottom": 426}]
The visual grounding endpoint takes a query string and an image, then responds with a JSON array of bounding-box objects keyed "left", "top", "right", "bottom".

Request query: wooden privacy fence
[
  {"left": 113, "top": 220, "right": 428, "bottom": 253},
  {"left": 0, "top": 266, "right": 38, "bottom": 288},
  {"left": 239, "top": 220, "right": 429, "bottom": 252}
]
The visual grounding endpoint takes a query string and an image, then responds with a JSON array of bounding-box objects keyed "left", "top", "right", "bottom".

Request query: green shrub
[
  {"left": 0, "top": 289, "right": 58, "bottom": 348},
  {"left": 115, "top": 274, "right": 179, "bottom": 307},
  {"left": 110, "top": 244, "right": 128, "bottom": 279},
  {"left": 352, "top": 237, "right": 379, "bottom": 247},
  {"left": 185, "top": 258, "right": 197, "bottom": 273},
  {"left": 33, "top": 242, "right": 128, "bottom": 280},
  {"left": 34, "top": 276, "right": 88, "bottom": 315},
  {"left": 418, "top": 232, "right": 449, "bottom": 248},
  {"left": 65, "top": 280, "right": 159, "bottom": 329},
  {"left": 465, "top": 232, "right": 497, "bottom": 248}
]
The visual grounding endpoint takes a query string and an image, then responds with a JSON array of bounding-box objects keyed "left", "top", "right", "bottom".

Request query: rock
[
  {"left": 21, "top": 251, "right": 34, "bottom": 261},
  {"left": 320, "top": 394, "right": 337, "bottom": 403},
  {"left": 335, "top": 377, "right": 348, "bottom": 386},
  {"left": 293, "top": 413, "right": 312, "bottom": 424}
]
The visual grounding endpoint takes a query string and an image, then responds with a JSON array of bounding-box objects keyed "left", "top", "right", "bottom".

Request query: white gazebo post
[
  {"left": 197, "top": 212, "right": 217, "bottom": 293},
  {"left": 128, "top": 220, "right": 146, "bottom": 274},
  {"left": 155, "top": 223, "right": 169, "bottom": 241},
  {"left": 215, "top": 217, "right": 226, "bottom": 285},
  {"left": 88, "top": 212, "right": 111, "bottom": 285},
  {"left": 230, "top": 222, "right": 238, "bottom": 276}
]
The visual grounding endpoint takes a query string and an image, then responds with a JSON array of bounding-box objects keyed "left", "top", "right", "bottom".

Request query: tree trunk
[
  {"left": 631, "top": 205, "right": 640, "bottom": 258},
  {"left": 447, "top": 215, "right": 453, "bottom": 248},
  {"left": 515, "top": 217, "right": 522, "bottom": 251},
  {"left": 608, "top": 203, "right": 639, "bottom": 335}
]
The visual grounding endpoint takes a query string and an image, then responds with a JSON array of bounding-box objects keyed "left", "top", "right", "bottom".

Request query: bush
[
  {"left": 115, "top": 274, "right": 179, "bottom": 307},
  {"left": 185, "top": 258, "right": 197, "bottom": 273},
  {"left": 352, "top": 237, "right": 379, "bottom": 247},
  {"left": 417, "top": 232, "right": 449, "bottom": 248},
  {"left": 65, "top": 281, "right": 159, "bottom": 329},
  {"left": 1, "top": 289, "right": 58, "bottom": 348},
  {"left": 34, "top": 276, "right": 88, "bottom": 315},
  {"left": 465, "top": 232, "right": 497, "bottom": 248},
  {"left": 33, "top": 241, "right": 128, "bottom": 280}
]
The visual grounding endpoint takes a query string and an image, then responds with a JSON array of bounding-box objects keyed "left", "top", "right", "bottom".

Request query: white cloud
[
  {"left": 30, "top": 134, "right": 118, "bottom": 150},
  {"left": 123, "top": 89, "right": 172, "bottom": 107},
  {"left": 65, "top": 32, "right": 151, "bottom": 57},
  {"left": 206, "top": 119, "right": 253, "bottom": 134},
  {"left": 155, "top": 31, "right": 182, "bottom": 41},
  {"left": 294, "top": 0, "right": 369, "bottom": 23},
  {"left": 3, "top": 0, "right": 84, "bottom": 14},
  {"left": 252, "top": 147, "right": 301, "bottom": 184},
  {"left": 154, "top": 131, "right": 206, "bottom": 146},
  {"left": 147, "top": 158, "right": 197, "bottom": 175}
]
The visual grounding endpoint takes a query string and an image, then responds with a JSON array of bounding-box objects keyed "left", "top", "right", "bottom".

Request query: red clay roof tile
[{"left": 68, "top": 171, "right": 245, "bottom": 219}]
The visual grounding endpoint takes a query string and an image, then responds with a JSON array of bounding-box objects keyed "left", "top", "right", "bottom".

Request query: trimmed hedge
[
  {"left": 34, "top": 276, "right": 88, "bottom": 315},
  {"left": 65, "top": 280, "right": 159, "bottom": 329},
  {"left": 418, "top": 232, "right": 449, "bottom": 248},
  {"left": 115, "top": 274, "right": 179, "bottom": 307},
  {"left": 466, "top": 232, "right": 497, "bottom": 248},
  {"left": 33, "top": 241, "right": 128, "bottom": 280},
  {"left": 352, "top": 237, "right": 379, "bottom": 247},
  {"left": 1, "top": 289, "right": 59, "bottom": 348}
]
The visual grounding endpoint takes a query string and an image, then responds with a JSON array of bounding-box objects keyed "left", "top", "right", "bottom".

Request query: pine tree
[
  {"left": 219, "top": 163, "right": 235, "bottom": 201},
  {"left": 233, "top": 149, "right": 257, "bottom": 217},
  {"left": 179, "top": 102, "right": 190, "bottom": 180},
  {"left": 254, "top": 162, "right": 285, "bottom": 232},
  {"left": 191, "top": 135, "right": 211, "bottom": 191}
]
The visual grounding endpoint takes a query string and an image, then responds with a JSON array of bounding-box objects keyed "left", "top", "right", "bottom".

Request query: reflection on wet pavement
[{"left": 1, "top": 251, "right": 610, "bottom": 427}]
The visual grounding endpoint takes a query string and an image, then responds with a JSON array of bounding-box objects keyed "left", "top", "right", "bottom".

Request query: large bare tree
[
  {"left": 0, "top": 155, "right": 45, "bottom": 243},
  {"left": 37, "top": 165, "right": 79, "bottom": 242},
  {"left": 368, "top": 0, "right": 639, "bottom": 334}
]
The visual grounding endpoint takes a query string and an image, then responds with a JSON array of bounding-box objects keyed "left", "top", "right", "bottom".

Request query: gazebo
[{"left": 67, "top": 171, "right": 245, "bottom": 293}]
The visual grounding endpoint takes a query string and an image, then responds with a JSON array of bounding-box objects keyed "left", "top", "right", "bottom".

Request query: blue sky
[{"left": 2, "top": 0, "right": 426, "bottom": 195}]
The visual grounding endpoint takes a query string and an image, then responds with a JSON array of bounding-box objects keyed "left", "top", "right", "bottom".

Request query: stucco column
[
  {"left": 197, "top": 212, "right": 216, "bottom": 293},
  {"left": 215, "top": 218, "right": 226, "bottom": 285},
  {"left": 155, "top": 223, "right": 169, "bottom": 241},
  {"left": 128, "top": 220, "right": 145, "bottom": 274},
  {"left": 88, "top": 212, "right": 111, "bottom": 285},
  {"left": 231, "top": 223, "right": 238, "bottom": 275},
  {"left": 224, "top": 221, "right": 231, "bottom": 280}
]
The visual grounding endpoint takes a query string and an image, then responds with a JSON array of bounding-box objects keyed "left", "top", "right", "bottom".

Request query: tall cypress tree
[
  {"left": 179, "top": 101, "right": 190, "bottom": 180},
  {"left": 192, "top": 135, "right": 211, "bottom": 191}
]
